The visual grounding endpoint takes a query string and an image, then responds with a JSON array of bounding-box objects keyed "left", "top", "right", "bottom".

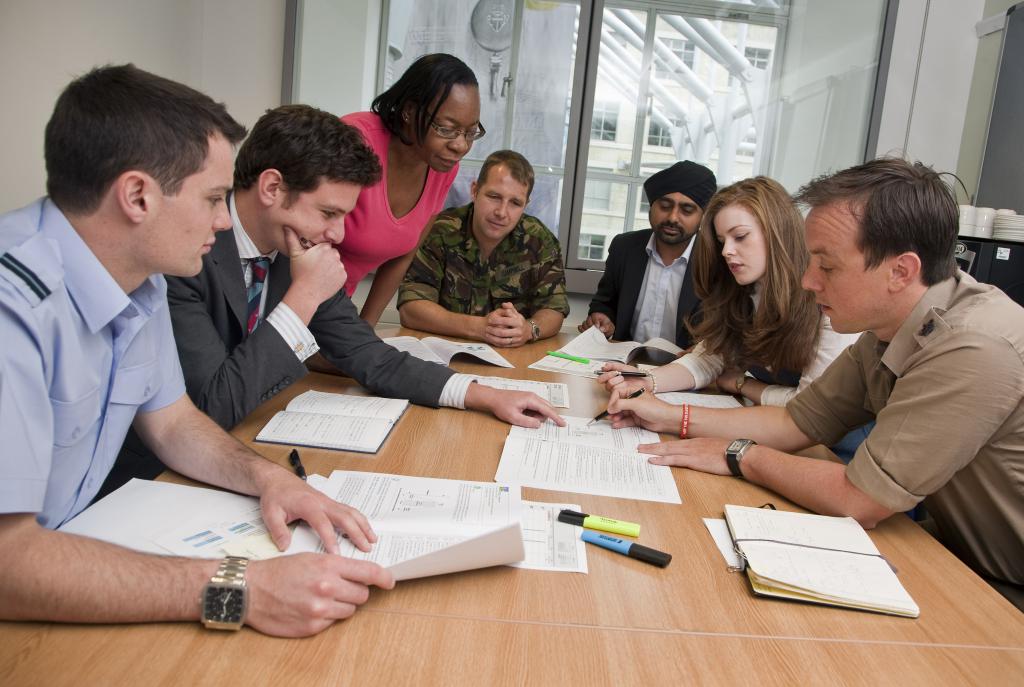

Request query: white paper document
[
  {"left": 512, "top": 501, "right": 588, "bottom": 573},
  {"left": 703, "top": 517, "right": 743, "bottom": 569},
  {"left": 59, "top": 479, "right": 298, "bottom": 559},
  {"left": 383, "top": 336, "right": 514, "bottom": 368},
  {"left": 471, "top": 376, "right": 570, "bottom": 407},
  {"left": 509, "top": 416, "right": 659, "bottom": 451},
  {"left": 656, "top": 391, "right": 743, "bottom": 409},
  {"left": 495, "top": 435, "right": 682, "bottom": 504},
  {"left": 304, "top": 471, "right": 525, "bottom": 580},
  {"left": 558, "top": 327, "right": 683, "bottom": 364},
  {"left": 255, "top": 390, "right": 408, "bottom": 453},
  {"left": 528, "top": 353, "right": 607, "bottom": 378}
]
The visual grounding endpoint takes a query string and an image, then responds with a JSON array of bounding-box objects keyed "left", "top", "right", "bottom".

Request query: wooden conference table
[{"left": 2, "top": 330, "right": 1023, "bottom": 686}]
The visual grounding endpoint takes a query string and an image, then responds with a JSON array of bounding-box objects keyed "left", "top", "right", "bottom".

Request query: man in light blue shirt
[{"left": 0, "top": 64, "right": 393, "bottom": 636}]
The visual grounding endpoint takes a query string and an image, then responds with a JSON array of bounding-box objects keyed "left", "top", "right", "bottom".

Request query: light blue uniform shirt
[{"left": 0, "top": 199, "right": 186, "bottom": 528}]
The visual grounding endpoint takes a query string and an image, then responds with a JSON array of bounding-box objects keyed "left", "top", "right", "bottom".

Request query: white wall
[
  {"left": 293, "top": 0, "right": 381, "bottom": 116},
  {"left": 0, "top": 0, "right": 285, "bottom": 210},
  {"left": 873, "top": 0, "right": 986, "bottom": 175}
]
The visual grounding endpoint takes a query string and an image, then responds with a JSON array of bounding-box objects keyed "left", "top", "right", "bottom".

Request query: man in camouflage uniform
[{"left": 398, "top": 150, "right": 569, "bottom": 347}]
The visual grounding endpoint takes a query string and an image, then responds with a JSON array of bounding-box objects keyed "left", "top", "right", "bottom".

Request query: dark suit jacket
[
  {"left": 96, "top": 225, "right": 453, "bottom": 499},
  {"left": 587, "top": 229, "right": 700, "bottom": 348},
  {"left": 169, "top": 226, "right": 454, "bottom": 429}
]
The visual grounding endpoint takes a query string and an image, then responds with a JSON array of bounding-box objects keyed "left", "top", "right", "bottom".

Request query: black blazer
[{"left": 587, "top": 229, "right": 701, "bottom": 348}]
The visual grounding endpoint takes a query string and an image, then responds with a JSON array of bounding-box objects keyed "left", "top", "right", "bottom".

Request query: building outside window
[
  {"left": 577, "top": 233, "right": 607, "bottom": 261},
  {"left": 590, "top": 101, "right": 619, "bottom": 142}
]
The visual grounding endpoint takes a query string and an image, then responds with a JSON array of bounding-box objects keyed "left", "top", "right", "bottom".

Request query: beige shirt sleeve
[{"left": 844, "top": 330, "right": 1024, "bottom": 511}]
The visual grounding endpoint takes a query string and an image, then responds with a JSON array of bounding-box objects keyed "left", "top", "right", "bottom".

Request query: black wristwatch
[{"left": 725, "top": 439, "right": 756, "bottom": 478}]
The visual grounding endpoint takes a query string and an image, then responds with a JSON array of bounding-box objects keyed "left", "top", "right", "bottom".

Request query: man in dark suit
[
  {"left": 578, "top": 161, "right": 716, "bottom": 348},
  {"left": 100, "top": 105, "right": 562, "bottom": 495}
]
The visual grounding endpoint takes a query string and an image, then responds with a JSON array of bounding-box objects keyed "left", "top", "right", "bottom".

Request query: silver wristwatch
[
  {"left": 529, "top": 319, "right": 541, "bottom": 342},
  {"left": 201, "top": 556, "right": 249, "bottom": 630},
  {"left": 725, "top": 439, "right": 756, "bottom": 478}
]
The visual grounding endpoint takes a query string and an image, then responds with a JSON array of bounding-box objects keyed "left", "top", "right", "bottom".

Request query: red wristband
[{"left": 680, "top": 403, "right": 691, "bottom": 439}]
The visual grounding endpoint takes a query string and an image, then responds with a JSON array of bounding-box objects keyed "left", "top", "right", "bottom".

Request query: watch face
[{"left": 204, "top": 586, "right": 245, "bottom": 624}]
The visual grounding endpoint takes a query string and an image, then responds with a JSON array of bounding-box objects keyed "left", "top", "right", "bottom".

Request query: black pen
[
  {"left": 592, "top": 370, "right": 649, "bottom": 377},
  {"left": 588, "top": 387, "right": 645, "bottom": 426},
  {"left": 288, "top": 449, "right": 307, "bottom": 481}
]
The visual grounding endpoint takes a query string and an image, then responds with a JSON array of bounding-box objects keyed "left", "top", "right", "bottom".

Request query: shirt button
[
  {"left": 71, "top": 427, "right": 81, "bottom": 439},
  {"left": 144, "top": 385, "right": 152, "bottom": 396}
]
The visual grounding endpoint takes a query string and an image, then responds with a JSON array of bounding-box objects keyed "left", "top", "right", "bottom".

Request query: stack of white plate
[{"left": 993, "top": 211, "right": 1024, "bottom": 242}]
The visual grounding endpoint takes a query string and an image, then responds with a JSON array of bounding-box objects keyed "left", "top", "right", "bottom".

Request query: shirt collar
[
  {"left": 231, "top": 194, "right": 278, "bottom": 262},
  {"left": 644, "top": 231, "right": 695, "bottom": 267},
  {"left": 880, "top": 274, "right": 960, "bottom": 376},
  {"left": 40, "top": 199, "right": 165, "bottom": 334}
]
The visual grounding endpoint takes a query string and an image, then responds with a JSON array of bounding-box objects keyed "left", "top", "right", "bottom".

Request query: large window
[{"left": 371, "top": 0, "right": 890, "bottom": 282}]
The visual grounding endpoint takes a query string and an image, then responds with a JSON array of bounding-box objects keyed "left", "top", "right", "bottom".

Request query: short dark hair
[
  {"left": 233, "top": 105, "right": 382, "bottom": 192},
  {"left": 476, "top": 150, "right": 535, "bottom": 198},
  {"left": 44, "top": 63, "right": 246, "bottom": 215},
  {"left": 795, "top": 157, "right": 957, "bottom": 285},
  {"left": 372, "top": 53, "right": 478, "bottom": 145}
]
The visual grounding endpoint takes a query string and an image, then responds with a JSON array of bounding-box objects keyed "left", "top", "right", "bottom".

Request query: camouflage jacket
[{"left": 398, "top": 203, "right": 569, "bottom": 318}]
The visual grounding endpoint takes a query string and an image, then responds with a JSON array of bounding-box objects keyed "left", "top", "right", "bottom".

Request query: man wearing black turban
[{"left": 579, "top": 160, "right": 716, "bottom": 347}]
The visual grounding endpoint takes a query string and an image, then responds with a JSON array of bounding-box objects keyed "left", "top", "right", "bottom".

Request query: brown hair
[
  {"left": 795, "top": 157, "right": 957, "bottom": 285},
  {"left": 476, "top": 149, "right": 535, "bottom": 197},
  {"left": 688, "top": 177, "right": 821, "bottom": 373}
]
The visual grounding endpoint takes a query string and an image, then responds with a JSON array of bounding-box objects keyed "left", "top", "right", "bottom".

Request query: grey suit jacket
[{"left": 167, "top": 225, "right": 454, "bottom": 429}]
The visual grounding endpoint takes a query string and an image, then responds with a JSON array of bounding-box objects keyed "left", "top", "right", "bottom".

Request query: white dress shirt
[{"left": 631, "top": 232, "right": 695, "bottom": 343}]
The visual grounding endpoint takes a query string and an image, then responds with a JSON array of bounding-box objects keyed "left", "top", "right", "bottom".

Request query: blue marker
[{"left": 581, "top": 530, "right": 672, "bottom": 568}]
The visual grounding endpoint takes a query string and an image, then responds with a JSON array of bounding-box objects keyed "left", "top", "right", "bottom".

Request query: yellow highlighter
[{"left": 557, "top": 509, "right": 641, "bottom": 538}]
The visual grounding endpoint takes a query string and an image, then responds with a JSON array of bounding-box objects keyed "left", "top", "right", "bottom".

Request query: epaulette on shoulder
[{"left": 0, "top": 250, "right": 53, "bottom": 307}]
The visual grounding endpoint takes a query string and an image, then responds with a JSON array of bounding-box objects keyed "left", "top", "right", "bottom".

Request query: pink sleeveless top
[{"left": 338, "top": 111, "right": 460, "bottom": 295}]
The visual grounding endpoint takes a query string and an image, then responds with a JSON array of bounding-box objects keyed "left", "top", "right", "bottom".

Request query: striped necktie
[{"left": 246, "top": 257, "right": 270, "bottom": 333}]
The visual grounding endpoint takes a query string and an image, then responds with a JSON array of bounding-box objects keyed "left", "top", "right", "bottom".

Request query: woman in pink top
[{"left": 340, "top": 53, "right": 484, "bottom": 324}]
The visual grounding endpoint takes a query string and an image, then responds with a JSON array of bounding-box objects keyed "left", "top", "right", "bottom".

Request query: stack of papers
[
  {"left": 60, "top": 477, "right": 589, "bottom": 579},
  {"left": 723, "top": 505, "right": 919, "bottom": 617},
  {"left": 255, "top": 390, "right": 408, "bottom": 453},
  {"left": 495, "top": 418, "right": 681, "bottom": 504},
  {"left": 529, "top": 328, "right": 683, "bottom": 377}
]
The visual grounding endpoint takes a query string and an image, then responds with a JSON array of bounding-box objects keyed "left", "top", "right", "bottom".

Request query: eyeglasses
[{"left": 429, "top": 120, "right": 486, "bottom": 142}]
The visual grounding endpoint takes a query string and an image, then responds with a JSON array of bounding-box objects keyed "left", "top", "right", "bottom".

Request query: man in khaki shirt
[{"left": 607, "top": 158, "right": 1024, "bottom": 609}]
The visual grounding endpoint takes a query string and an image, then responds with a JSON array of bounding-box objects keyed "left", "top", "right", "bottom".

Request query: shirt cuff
[
  {"left": 759, "top": 383, "right": 798, "bottom": 408},
  {"left": 438, "top": 373, "right": 474, "bottom": 409},
  {"left": 265, "top": 303, "right": 320, "bottom": 362}
]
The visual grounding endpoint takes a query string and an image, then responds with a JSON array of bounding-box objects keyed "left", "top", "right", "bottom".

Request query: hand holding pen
[
  {"left": 589, "top": 387, "right": 645, "bottom": 425},
  {"left": 596, "top": 362, "right": 650, "bottom": 394}
]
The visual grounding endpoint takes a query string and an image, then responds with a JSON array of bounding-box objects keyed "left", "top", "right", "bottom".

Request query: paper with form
[
  {"left": 472, "top": 376, "right": 570, "bottom": 407},
  {"left": 495, "top": 435, "right": 682, "bottom": 504},
  {"left": 511, "top": 501, "right": 588, "bottom": 573},
  {"left": 300, "top": 471, "right": 525, "bottom": 579},
  {"left": 255, "top": 390, "right": 408, "bottom": 453},
  {"left": 509, "top": 416, "right": 658, "bottom": 451}
]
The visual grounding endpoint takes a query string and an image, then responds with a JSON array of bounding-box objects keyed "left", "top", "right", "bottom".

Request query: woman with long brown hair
[{"left": 601, "top": 176, "right": 858, "bottom": 407}]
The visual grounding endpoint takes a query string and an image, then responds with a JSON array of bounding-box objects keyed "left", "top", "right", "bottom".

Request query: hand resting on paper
[{"left": 466, "top": 382, "right": 566, "bottom": 429}]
